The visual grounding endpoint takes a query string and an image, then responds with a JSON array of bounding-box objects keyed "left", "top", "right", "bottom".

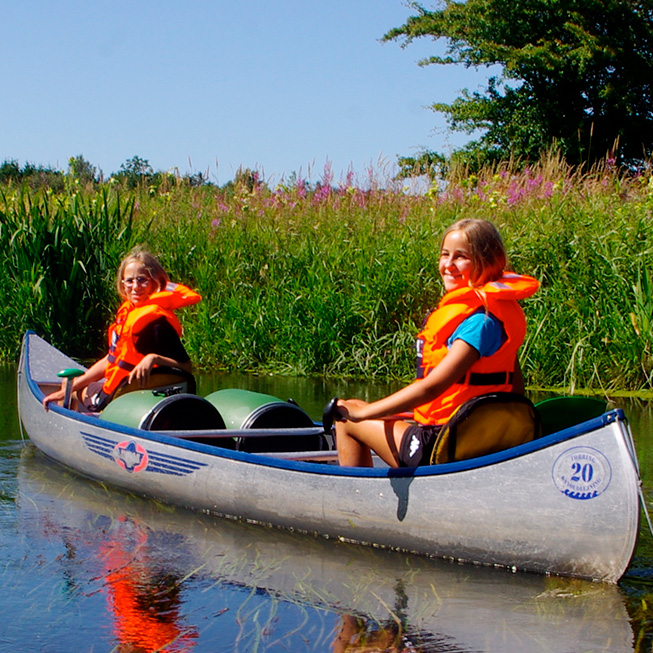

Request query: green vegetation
[
  {"left": 386, "top": 0, "right": 653, "bottom": 171},
  {"left": 2, "top": 155, "right": 653, "bottom": 396}
]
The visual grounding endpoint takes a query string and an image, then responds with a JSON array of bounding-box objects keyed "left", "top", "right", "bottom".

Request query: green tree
[
  {"left": 0, "top": 159, "right": 64, "bottom": 190},
  {"left": 385, "top": 0, "right": 653, "bottom": 169},
  {"left": 67, "top": 155, "right": 98, "bottom": 185},
  {"left": 0, "top": 159, "right": 22, "bottom": 184},
  {"left": 113, "top": 155, "right": 155, "bottom": 189}
]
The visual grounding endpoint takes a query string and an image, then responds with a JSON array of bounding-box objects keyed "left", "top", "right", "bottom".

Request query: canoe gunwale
[{"left": 20, "top": 330, "right": 631, "bottom": 478}]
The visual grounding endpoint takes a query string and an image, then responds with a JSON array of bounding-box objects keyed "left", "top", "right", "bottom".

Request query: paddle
[
  {"left": 322, "top": 396, "right": 339, "bottom": 434},
  {"left": 57, "top": 368, "right": 84, "bottom": 409}
]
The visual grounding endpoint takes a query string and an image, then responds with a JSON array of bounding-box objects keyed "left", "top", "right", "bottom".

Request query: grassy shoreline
[{"left": 2, "top": 158, "right": 653, "bottom": 395}]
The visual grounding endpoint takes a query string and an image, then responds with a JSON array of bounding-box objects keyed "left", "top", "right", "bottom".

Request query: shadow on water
[{"left": 5, "top": 366, "right": 653, "bottom": 650}]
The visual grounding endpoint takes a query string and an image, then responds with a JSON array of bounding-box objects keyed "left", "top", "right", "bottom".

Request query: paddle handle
[{"left": 57, "top": 368, "right": 85, "bottom": 409}]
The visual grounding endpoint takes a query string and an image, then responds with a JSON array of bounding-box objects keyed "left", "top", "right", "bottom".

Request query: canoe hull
[
  {"left": 17, "top": 451, "right": 636, "bottom": 653},
  {"left": 18, "top": 332, "right": 641, "bottom": 582}
]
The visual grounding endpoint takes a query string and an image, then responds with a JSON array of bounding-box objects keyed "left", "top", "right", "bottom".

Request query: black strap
[{"left": 457, "top": 371, "right": 514, "bottom": 386}]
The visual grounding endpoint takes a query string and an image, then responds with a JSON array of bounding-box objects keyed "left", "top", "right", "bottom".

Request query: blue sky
[{"left": 1, "top": 1, "right": 489, "bottom": 186}]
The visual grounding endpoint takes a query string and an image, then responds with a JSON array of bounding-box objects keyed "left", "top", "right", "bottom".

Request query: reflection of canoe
[
  {"left": 16, "top": 450, "right": 636, "bottom": 652},
  {"left": 18, "top": 331, "right": 641, "bottom": 582}
]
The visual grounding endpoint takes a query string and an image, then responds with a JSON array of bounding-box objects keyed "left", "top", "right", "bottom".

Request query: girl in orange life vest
[
  {"left": 43, "top": 249, "right": 201, "bottom": 411},
  {"left": 334, "top": 219, "right": 539, "bottom": 468}
]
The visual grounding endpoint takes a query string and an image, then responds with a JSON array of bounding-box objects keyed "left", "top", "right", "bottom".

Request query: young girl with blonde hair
[
  {"left": 334, "top": 219, "right": 539, "bottom": 467},
  {"left": 43, "top": 248, "right": 201, "bottom": 411}
]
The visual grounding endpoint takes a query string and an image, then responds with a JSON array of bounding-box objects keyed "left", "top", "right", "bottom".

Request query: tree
[
  {"left": 113, "top": 155, "right": 155, "bottom": 189},
  {"left": 67, "top": 155, "right": 98, "bottom": 185},
  {"left": 0, "top": 158, "right": 64, "bottom": 190},
  {"left": 385, "top": 0, "right": 653, "bottom": 169},
  {"left": 0, "top": 159, "right": 22, "bottom": 184}
]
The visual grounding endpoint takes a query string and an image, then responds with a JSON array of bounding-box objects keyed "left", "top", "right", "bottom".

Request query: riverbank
[{"left": 2, "top": 156, "right": 652, "bottom": 393}]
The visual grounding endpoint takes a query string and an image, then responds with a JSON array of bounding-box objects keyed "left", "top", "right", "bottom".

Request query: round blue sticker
[{"left": 552, "top": 446, "right": 612, "bottom": 500}]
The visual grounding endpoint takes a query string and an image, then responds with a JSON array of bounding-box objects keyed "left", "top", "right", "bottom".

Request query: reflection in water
[
  {"left": 100, "top": 517, "right": 198, "bottom": 652},
  {"left": 13, "top": 446, "right": 639, "bottom": 652},
  {"left": 333, "top": 614, "right": 415, "bottom": 653},
  {"left": 332, "top": 581, "right": 468, "bottom": 653}
]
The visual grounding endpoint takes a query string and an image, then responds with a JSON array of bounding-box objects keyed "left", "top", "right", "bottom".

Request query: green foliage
[
  {"left": 3, "top": 158, "right": 653, "bottom": 395},
  {"left": 112, "top": 155, "right": 156, "bottom": 189},
  {"left": 0, "top": 159, "right": 65, "bottom": 191},
  {"left": 67, "top": 155, "right": 99, "bottom": 185},
  {"left": 396, "top": 151, "right": 448, "bottom": 180},
  {"left": 0, "top": 187, "right": 139, "bottom": 358},
  {"left": 385, "top": 0, "right": 653, "bottom": 169}
]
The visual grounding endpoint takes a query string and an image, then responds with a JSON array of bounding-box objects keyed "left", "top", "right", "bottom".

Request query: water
[{"left": 3, "top": 365, "right": 653, "bottom": 652}]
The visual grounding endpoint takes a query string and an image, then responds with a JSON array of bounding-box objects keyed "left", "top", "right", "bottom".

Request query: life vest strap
[{"left": 457, "top": 371, "right": 513, "bottom": 386}]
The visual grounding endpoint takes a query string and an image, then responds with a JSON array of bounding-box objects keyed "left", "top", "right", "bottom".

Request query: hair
[
  {"left": 441, "top": 219, "right": 507, "bottom": 287},
  {"left": 116, "top": 247, "right": 169, "bottom": 298}
]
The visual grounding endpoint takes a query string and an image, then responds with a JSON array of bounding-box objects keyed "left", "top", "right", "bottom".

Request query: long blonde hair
[
  {"left": 116, "top": 248, "right": 169, "bottom": 299},
  {"left": 441, "top": 219, "right": 507, "bottom": 287}
]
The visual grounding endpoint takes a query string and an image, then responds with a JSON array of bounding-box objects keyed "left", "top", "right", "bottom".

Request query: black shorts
[
  {"left": 398, "top": 424, "right": 443, "bottom": 467},
  {"left": 82, "top": 381, "right": 112, "bottom": 413}
]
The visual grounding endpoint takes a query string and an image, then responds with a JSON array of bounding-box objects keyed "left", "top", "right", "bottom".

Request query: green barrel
[
  {"left": 204, "top": 389, "right": 321, "bottom": 453},
  {"left": 535, "top": 396, "right": 607, "bottom": 436},
  {"left": 101, "top": 390, "right": 225, "bottom": 431},
  {"left": 101, "top": 390, "right": 165, "bottom": 429},
  {"left": 204, "top": 388, "right": 313, "bottom": 429}
]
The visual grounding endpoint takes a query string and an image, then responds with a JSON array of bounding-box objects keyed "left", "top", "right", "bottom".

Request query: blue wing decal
[
  {"left": 81, "top": 431, "right": 116, "bottom": 460},
  {"left": 81, "top": 431, "right": 208, "bottom": 476}
]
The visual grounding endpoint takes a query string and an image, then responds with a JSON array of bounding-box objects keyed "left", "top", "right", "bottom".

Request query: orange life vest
[
  {"left": 413, "top": 273, "right": 539, "bottom": 426},
  {"left": 103, "top": 282, "right": 201, "bottom": 396}
]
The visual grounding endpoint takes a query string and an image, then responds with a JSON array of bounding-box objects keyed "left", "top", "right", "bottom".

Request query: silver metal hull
[{"left": 18, "top": 332, "right": 641, "bottom": 582}]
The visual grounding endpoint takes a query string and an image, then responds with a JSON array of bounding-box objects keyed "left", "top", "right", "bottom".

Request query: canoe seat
[
  {"left": 430, "top": 393, "right": 541, "bottom": 464},
  {"left": 113, "top": 366, "right": 197, "bottom": 399},
  {"left": 535, "top": 396, "right": 607, "bottom": 436}
]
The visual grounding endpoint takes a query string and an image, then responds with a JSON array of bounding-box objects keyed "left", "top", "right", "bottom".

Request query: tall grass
[
  {"left": 2, "top": 158, "right": 653, "bottom": 394},
  {"left": 0, "top": 187, "right": 140, "bottom": 357}
]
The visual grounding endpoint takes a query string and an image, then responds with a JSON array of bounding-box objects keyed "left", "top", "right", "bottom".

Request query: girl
[
  {"left": 43, "top": 248, "right": 201, "bottom": 411},
  {"left": 334, "top": 219, "right": 539, "bottom": 468}
]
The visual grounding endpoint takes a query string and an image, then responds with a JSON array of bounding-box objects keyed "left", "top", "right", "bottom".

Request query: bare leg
[{"left": 335, "top": 419, "right": 411, "bottom": 468}]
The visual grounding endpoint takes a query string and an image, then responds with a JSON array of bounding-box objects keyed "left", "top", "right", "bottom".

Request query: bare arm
[
  {"left": 337, "top": 339, "right": 480, "bottom": 422},
  {"left": 128, "top": 353, "right": 193, "bottom": 386},
  {"left": 42, "top": 355, "right": 109, "bottom": 408}
]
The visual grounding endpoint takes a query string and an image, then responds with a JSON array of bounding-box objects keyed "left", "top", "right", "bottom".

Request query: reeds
[
  {"left": 2, "top": 158, "right": 653, "bottom": 393},
  {"left": 0, "top": 187, "right": 139, "bottom": 357}
]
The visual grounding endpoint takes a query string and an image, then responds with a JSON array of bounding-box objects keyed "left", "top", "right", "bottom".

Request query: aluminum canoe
[{"left": 17, "top": 331, "right": 642, "bottom": 582}]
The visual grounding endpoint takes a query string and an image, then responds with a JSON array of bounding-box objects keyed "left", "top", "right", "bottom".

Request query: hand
[
  {"left": 335, "top": 398, "right": 369, "bottom": 423},
  {"left": 128, "top": 354, "right": 157, "bottom": 387},
  {"left": 42, "top": 389, "right": 64, "bottom": 410}
]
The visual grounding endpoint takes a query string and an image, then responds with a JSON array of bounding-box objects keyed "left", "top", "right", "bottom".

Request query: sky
[{"left": 0, "top": 1, "right": 490, "bottom": 187}]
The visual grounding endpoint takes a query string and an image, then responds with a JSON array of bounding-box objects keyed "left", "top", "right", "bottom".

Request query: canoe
[
  {"left": 17, "top": 331, "right": 642, "bottom": 582},
  {"left": 16, "top": 450, "right": 636, "bottom": 652}
]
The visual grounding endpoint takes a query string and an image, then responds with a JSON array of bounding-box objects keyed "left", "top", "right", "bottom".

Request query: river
[{"left": 2, "top": 365, "right": 653, "bottom": 652}]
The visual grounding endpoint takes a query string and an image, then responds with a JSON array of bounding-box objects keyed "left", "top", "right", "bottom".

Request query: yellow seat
[
  {"left": 431, "top": 392, "right": 541, "bottom": 464},
  {"left": 112, "top": 366, "right": 197, "bottom": 399}
]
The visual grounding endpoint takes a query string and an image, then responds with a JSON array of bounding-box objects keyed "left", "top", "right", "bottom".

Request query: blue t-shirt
[{"left": 447, "top": 310, "right": 505, "bottom": 357}]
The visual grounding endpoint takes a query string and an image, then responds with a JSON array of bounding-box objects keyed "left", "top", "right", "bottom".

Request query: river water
[{"left": 2, "top": 365, "right": 653, "bottom": 652}]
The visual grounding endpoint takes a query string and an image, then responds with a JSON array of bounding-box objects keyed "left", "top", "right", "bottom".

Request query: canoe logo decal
[
  {"left": 81, "top": 431, "right": 209, "bottom": 476},
  {"left": 552, "top": 446, "right": 612, "bottom": 500},
  {"left": 114, "top": 441, "right": 149, "bottom": 473}
]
